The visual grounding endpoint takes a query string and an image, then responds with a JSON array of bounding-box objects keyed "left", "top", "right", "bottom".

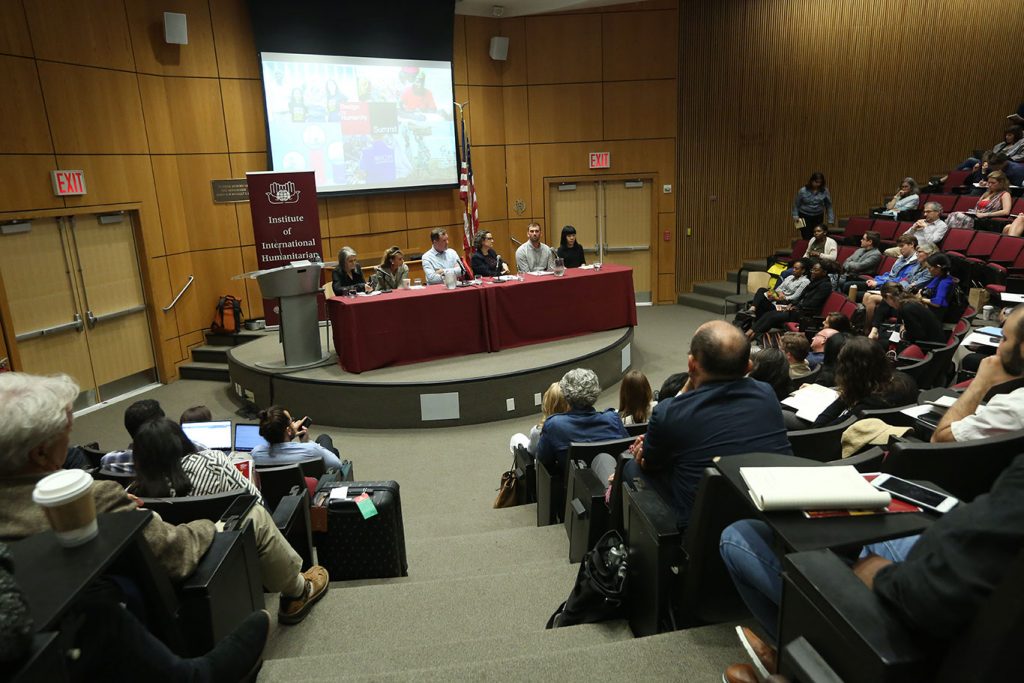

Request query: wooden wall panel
[
  {"left": 324, "top": 195, "right": 370, "bottom": 237},
  {"left": 452, "top": 15, "right": 468, "bottom": 86},
  {"left": 657, "top": 212, "right": 675, "bottom": 274},
  {"left": 329, "top": 231, "right": 409, "bottom": 263},
  {"left": 145, "top": 255, "right": 178, "bottom": 341},
  {"left": 502, "top": 86, "right": 529, "bottom": 145},
  {"left": 602, "top": 10, "right": 677, "bottom": 81},
  {"left": 139, "top": 75, "right": 227, "bottom": 154},
  {"left": 240, "top": 245, "right": 263, "bottom": 319},
  {"left": 676, "top": 0, "right": 1024, "bottom": 293},
  {"left": 0, "top": 0, "right": 33, "bottom": 56},
  {"left": 38, "top": 63, "right": 149, "bottom": 154},
  {"left": 464, "top": 16, "right": 502, "bottom": 86},
  {"left": 505, "top": 145, "right": 533, "bottom": 219},
  {"left": 406, "top": 188, "right": 462, "bottom": 229},
  {"left": 0, "top": 56, "right": 51, "bottom": 154},
  {"left": 151, "top": 154, "right": 238, "bottom": 253},
  {"left": 0, "top": 155, "right": 62, "bottom": 213},
  {"left": 126, "top": 0, "right": 219, "bottom": 77},
  {"left": 528, "top": 84, "right": 603, "bottom": 143},
  {"left": 230, "top": 152, "right": 265, "bottom": 245},
  {"left": 368, "top": 194, "right": 407, "bottom": 233},
  {"left": 498, "top": 18, "right": 527, "bottom": 86},
  {"left": 23, "top": 0, "right": 134, "bottom": 71},
  {"left": 604, "top": 80, "right": 676, "bottom": 140},
  {"left": 472, "top": 145, "right": 508, "bottom": 222},
  {"left": 221, "top": 79, "right": 266, "bottom": 152},
  {"left": 167, "top": 247, "right": 246, "bottom": 335},
  {"left": 467, "top": 86, "right": 505, "bottom": 146},
  {"left": 525, "top": 15, "right": 603, "bottom": 84},
  {"left": 210, "top": 0, "right": 259, "bottom": 79}
]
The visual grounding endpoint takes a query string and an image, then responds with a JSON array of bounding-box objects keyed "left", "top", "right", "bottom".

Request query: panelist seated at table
[
  {"left": 332, "top": 246, "right": 371, "bottom": 293},
  {"left": 470, "top": 230, "right": 509, "bottom": 277},
  {"left": 370, "top": 246, "right": 410, "bottom": 292},
  {"left": 515, "top": 222, "right": 558, "bottom": 273},
  {"left": 251, "top": 406, "right": 344, "bottom": 470},
  {"left": 557, "top": 225, "right": 587, "bottom": 268},
  {"left": 421, "top": 227, "right": 469, "bottom": 284}
]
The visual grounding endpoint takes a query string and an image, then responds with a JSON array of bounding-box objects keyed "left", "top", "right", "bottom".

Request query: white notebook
[
  {"left": 781, "top": 384, "right": 839, "bottom": 422},
  {"left": 740, "top": 465, "right": 891, "bottom": 512}
]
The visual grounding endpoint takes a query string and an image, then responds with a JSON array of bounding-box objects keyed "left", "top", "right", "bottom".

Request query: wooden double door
[
  {"left": 548, "top": 178, "right": 655, "bottom": 302},
  {"left": 0, "top": 212, "right": 155, "bottom": 408}
]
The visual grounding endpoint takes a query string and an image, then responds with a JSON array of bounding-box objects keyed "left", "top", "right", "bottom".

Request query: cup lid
[{"left": 32, "top": 469, "right": 94, "bottom": 506}]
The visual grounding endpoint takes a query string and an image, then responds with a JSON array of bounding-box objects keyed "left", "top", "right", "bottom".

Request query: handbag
[
  {"left": 546, "top": 529, "right": 628, "bottom": 628},
  {"left": 492, "top": 459, "right": 519, "bottom": 509}
]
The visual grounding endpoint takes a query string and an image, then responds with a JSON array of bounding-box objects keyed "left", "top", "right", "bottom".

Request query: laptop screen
[
  {"left": 233, "top": 423, "right": 269, "bottom": 452},
  {"left": 181, "top": 421, "right": 232, "bottom": 451}
]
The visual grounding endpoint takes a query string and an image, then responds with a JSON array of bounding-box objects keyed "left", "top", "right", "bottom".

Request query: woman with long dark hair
[
  {"left": 131, "top": 417, "right": 261, "bottom": 501},
  {"left": 557, "top": 225, "right": 586, "bottom": 268},
  {"left": 749, "top": 348, "right": 792, "bottom": 400},
  {"left": 812, "top": 337, "right": 917, "bottom": 427},
  {"left": 791, "top": 172, "right": 834, "bottom": 240}
]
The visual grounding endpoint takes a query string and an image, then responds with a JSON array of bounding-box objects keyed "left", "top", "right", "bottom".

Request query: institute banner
[{"left": 247, "top": 170, "right": 324, "bottom": 324}]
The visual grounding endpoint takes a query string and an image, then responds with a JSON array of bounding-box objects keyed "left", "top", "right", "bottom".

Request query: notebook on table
[
  {"left": 181, "top": 420, "right": 232, "bottom": 451},
  {"left": 233, "top": 423, "right": 269, "bottom": 452}
]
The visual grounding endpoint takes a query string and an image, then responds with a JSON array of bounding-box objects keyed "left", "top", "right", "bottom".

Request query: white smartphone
[{"left": 871, "top": 474, "right": 959, "bottom": 513}]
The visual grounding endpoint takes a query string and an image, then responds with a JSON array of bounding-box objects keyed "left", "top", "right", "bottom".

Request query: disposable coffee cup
[
  {"left": 982, "top": 305, "right": 994, "bottom": 320},
  {"left": 32, "top": 469, "right": 98, "bottom": 547},
  {"left": 401, "top": 278, "right": 411, "bottom": 290}
]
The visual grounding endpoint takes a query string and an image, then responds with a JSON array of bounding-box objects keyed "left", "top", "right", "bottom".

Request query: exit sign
[
  {"left": 589, "top": 152, "right": 610, "bottom": 169},
  {"left": 51, "top": 169, "right": 87, "bottom": 196}
]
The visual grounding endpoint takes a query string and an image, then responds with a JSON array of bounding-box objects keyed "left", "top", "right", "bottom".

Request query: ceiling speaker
[{"left": 489, "top": 36, "right": 509, "bottom": 61}]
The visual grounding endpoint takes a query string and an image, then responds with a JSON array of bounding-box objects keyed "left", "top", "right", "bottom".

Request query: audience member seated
[
  {"left": 130, "top": 417, "right": 262, "bottom": 503},
  {"left": 469, "top": 231, "right": 508, "bottom": 277},
  {"left": 1004, "top": 212, "right": 1024, "bottom": 237},
  {"left": 780, "top": 332, "right": 813, "bottom": 380},
  {"left": 623, "top": 321, "right": 792, "bottom": 530},
  {"left": 862, "top": 240, "right": 935, "bottom": 334},
  {"left": 751, "top": 261, "right": 833, "bottom": 338},
  {"left": 655, "top": 372, "right": 688, "bottom": 401},
  {"left": 958, "top": 125, "right": 1024, "bottom": 170},
  {"left": 535, "top": 369, "right": 628, "bottom": 472},
  {"left": 813, "top": 331, "right": 851, "bottom": 388},
  {"left": 868, "top": 281, "right": 946, "bottom": 345},
  {"left": 846, "top": 234, "right": 919, "bottom": 298},
  {"left": 718, "top": 453, "right": 1024, "bottom": 681},
  {"left": 800, "top": 224, "right": 838, "bottom": 261},
  {"left": 509, "top": 381, "right": 569, "bottom": 456},
  {"left": 916, "top": 253, "right": 956, "bottom": 319},
  {"left": 741, "top": 260, "right": 809, "bottom": 325},
  {"left": 840, "top": 231, "right": 882, "bottom": 281},
  {"left": 251, "top": 406, "right": 344, "bottom": 470},
  {"left": 872, "top": 177, "right": 920, "bottom": 219},
  {"left": 556, "top": 224, "right": 586, "bottom": 268},
  {"left": 932, "top": 306, "right": 1024, "bottom": 442},
  {"left": 883, "top": 202, "right": 947, "bottom": 257},
  {"left": 946, "top": 171, "right": 1013, "bottom": 230},
  {"left": 808, "top": 336, "right": 918, "bottom": 428},
  {"left": 617, "top": 369, "right": 654, "bottom": 425},
  {"left": 792, "top": 172, "right": 834, "bottom": 240},
  {"left": 370, "top": 246, "right": 409, "bottom": 292},
  {"left": 332, "top": 246, "right": 370, "bottom": 293},
  {"left": 0, "top": 373, "right": 329, "bottom": 625},
  {"left": 748, "top": 348, "right": 792, "bottom": 400},
  {"left": 807, "top": 312, "right": 851, "bottom": 366},
  {"left": 99, "top": 399, "right": 166, "bottom": 474}
]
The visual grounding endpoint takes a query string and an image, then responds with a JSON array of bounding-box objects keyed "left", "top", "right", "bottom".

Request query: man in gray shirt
[{"left": 515, "top": 222, "right": 557, "bottom": 273}]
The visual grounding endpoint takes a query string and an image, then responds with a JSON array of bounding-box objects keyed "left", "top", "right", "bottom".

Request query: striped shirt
[{"left": 181, "top": 450, "right": 262, "bottom": 503}]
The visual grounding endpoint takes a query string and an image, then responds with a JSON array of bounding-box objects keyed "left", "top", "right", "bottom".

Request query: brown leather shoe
[
  {"left": 723, "top": 663, "right": 761, "bottom": 683},
  {"left": 278, "top": 565, "right": 329, "bottom": 625},
  {"left": 736, "top": 625, "right": 778, "bottom": 678}
]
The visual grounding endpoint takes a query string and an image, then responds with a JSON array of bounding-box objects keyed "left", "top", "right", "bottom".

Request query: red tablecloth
[{"left": 327, "top": 264, "right": 637, "bottom": 373}]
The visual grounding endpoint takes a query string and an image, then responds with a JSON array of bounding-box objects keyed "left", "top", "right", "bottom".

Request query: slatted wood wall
[{"left": 676, "top": 0, "right": 1024, "bottom": 291}]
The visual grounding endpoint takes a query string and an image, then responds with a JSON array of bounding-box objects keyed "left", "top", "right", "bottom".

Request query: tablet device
[
  {"left": 181, "top": 420, "right": 232, "bottom": 451},
  {"left": 233, "top": 423, "right": 269, "bottom": 452}
]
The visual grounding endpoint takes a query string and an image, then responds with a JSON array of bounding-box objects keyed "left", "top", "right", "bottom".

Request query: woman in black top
[
  {"left": 470, "top": 230, "right": 508, "bottom": 277},
  {"left": 557, "top": 225, "right": 586, "bottom": 268},
  {"left": 332, "top": 246, "right": 368, "bottom": 293}
]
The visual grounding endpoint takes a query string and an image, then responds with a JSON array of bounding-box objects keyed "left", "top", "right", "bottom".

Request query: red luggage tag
[{"left": 354, "top": 492, "right": 378, "bottom": 519}]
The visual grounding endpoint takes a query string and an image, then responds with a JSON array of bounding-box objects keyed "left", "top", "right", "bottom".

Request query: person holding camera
[{"left": 251, "top": 405, "right": 343, "bottom": 469}]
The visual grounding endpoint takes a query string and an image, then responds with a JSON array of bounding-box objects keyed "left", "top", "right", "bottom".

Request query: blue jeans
[{"left": 719, "top": 519, "right": 920, "bottom": 644}]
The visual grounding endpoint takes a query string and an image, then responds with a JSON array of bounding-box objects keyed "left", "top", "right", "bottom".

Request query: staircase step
[
  {"left": 742, "top": 258, "right": 768, "bottom": 273},
  {"left": 260, "top": 621, "right": 633, "bottom": 676},
  {"left": 676, "top": 292, "right": 729, "bottom": 314},
  {"left": 261, "top": 623, "right": 744, "bottom": 682},
  {"left": 203, "top": 330, "right": 266, "bottom": 346},
  {"left": 692, "top": 280, "right": 737, "bottom": 299},
  {"left": 177, "top": 361, "right": 229, "bottom": 382},
  {"left": 190, "top": 344, "right": 233, "bottom": 364},
  {"left": 263, "top": 563, "right": 581, "bottom": 659}
]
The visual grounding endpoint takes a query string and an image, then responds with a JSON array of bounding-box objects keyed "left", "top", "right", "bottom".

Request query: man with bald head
[{"left": 623, "top": 320, "right": 792, "bottom": 530}]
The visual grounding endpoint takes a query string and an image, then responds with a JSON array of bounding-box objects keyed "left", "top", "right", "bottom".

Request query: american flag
[{"left": 459, "top": 115, "right": 478, "bottom": 274}]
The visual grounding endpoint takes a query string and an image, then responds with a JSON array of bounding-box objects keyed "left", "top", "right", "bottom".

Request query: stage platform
[{"left": 227, "top": 325, "right": 635, "bottom": 429}]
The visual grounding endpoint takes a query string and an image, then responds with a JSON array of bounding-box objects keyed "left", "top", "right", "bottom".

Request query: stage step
[
  {"left": 190, "top": 344, "right": 233, "bottom": 364},
  {"left": 676, "top": 292, "right": 729, "bottom": 314},
  {"left": 182, "top": 330, "right": 265, "bottom": 382},
  {"left": 203, "top": 330, "right": 266, "bottom": 346},
  {"left": 692, "top": 280, "right": 736, "bottom": 299},
  {"left": 178, "top": 361, "right": 230, "bottom": 382}
]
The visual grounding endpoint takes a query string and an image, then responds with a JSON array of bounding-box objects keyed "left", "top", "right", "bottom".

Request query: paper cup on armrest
[{"left": 32, "top": 469, "right": 98, "bottom": 547}]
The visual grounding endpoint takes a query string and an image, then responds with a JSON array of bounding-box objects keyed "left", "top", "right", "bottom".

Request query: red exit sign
[
  {"left": 589, "top": 152, "right": 610, "bottom": 169},
  {"left": 51, "top": 169, "right": 87, "bottom": 196}
]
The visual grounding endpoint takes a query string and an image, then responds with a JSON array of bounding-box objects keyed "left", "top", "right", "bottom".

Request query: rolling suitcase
[{"left": 314, "top": 480, "right": 408, "bottom": 580}]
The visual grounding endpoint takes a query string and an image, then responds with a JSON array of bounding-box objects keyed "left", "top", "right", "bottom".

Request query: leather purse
[{"left": 492, "top": 459, "right": 519, "bottom": 509}]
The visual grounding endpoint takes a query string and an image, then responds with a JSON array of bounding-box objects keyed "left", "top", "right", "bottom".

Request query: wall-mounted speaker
[
  {"left": 489, "top": 36, "right": 509, "bottom": 61},
  {"left": 164, "top": 12, "right": 188, "bottom": 45}
]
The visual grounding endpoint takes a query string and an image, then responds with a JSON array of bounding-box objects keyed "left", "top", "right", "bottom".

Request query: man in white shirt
[
  {"left": 885, "top": 202, "right": 948, "bottom": 257},
  {"left": 515, "top": 222, "right": 557, "bottom": 273},
  {"left": 933, "top": 305, "right": 1024, "bottom": 442},
  {"left": 421, "top": 227, "right": 466, "bottom": 284}
]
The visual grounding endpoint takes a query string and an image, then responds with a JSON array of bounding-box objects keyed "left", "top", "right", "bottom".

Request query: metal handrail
[{"left": 163, "top": 275, "right": 194, "bottom": 312}]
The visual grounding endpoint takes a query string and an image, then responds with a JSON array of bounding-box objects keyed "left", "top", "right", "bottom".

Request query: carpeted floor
[{"left": 71, "top": 305, "right": 752, "bottom": 680}]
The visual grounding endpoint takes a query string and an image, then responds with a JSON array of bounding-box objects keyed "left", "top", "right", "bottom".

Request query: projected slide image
[{"left": 261, "top": 53, "right": 459, "bottom": 195}]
